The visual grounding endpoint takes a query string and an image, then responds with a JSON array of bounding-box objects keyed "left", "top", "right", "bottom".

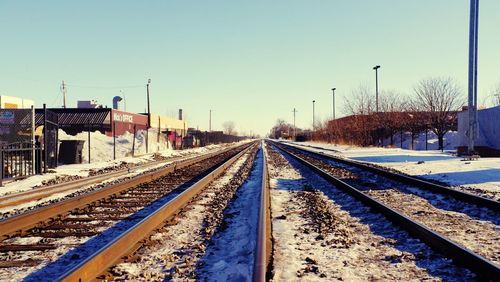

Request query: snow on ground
[
  {"left": 0, "top": 138, "right": 251, "bottom": 218},
  {"left": 109, "top": 146, "right": 258, "bottom": 280},
  {"left": 382, "top": 130, "right": 458, "bottom": 150},
  {"left": 196, "top": 147, "right": 262, "bottom": 281},
  {"left": 285, "top": 140, "right": 500, "bottom": 200},
  {"left": 1, "top": 138, "right": 246, "bottom": 198},
  {"left": 265, "top": 144, "right": 474, "bottom": 280},
  {"left": 16, "top": 148, "right": 255, "bottom": 281},
  {"left": 58, "top": 129, "right": 170, "bottom": 163},
  {"left": 0, "top": 161, "right": 167, "bottom": 217}
]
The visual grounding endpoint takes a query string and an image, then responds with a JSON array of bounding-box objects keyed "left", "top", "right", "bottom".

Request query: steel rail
[
  {"left": 0, "top": 144, "right": 242, "bottom": 209},
  {"left": 273, "top": 143, "right": 500, "bottom": 280},
  {"left": 279, "top": 142, "right": 499, "bottom": 211},
  {"left": 253, "top": 142, "right": 272, "bottom": 282},
  {"left": 0, "top": 143, "right": 252, "bottom": 240},
  {"left": 0, "top": 159, "right": 170, "bottom": 209},
  {"left": 58, "top": 142, "right": 257, "bottom": 281}
]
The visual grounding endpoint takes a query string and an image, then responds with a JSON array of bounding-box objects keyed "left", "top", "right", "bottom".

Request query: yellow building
[
  {"left": 0, "top": 95, "right": 34, "bottom": 109},
  {"left": 149, "top": 113, "right": 188, "bottom": 136}
]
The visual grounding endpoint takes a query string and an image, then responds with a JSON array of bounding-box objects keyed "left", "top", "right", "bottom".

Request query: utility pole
[
  {"left": 373, "top": 65, "right": 381, "bottom": 112},
  {"left": 61, "top": 81, "right": 67, "bottom": 108},
  {"left": 292, "top": 108, "right": 298, "bottom": 140},
  {"left": 146, "top": 79, "right": 151, "bottom": 153},
  {"left": 312, "top": 100, "right": 316, "bottom": 130},
  {"left": 146, "top": 79, "right": 151, "bottom": 123},
  {"left": 331, "top": 88, "right": 336, "bottom": 120},
  {"left": 467, "top": 0, "right": 479, "bottom": 154},
  {"left": 209, "top": 110, "right": 212, "bottom": 132}
]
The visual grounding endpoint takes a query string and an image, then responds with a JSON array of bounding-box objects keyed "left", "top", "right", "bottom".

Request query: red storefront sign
[{"left": 109, "top": 109, "right": 148, "bottom": 136}]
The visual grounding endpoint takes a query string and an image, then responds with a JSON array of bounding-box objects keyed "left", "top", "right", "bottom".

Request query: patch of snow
[
  {"left": 267, "top": 144, "right": 474, "bottom": 280},
  {"left": 285, "top": 140, "right": 500, "bottom": 199},
  {"left": 196, "top": 148, "right": 263, "bottom": 280}
]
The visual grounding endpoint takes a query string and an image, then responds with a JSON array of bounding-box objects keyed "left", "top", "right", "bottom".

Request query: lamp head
[{"left": 373, "top": 65, "right": 381, "bottom": 70}]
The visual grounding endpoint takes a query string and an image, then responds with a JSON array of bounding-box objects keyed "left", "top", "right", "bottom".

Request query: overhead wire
[{"left": 65, "top": 84, "right": 145, "bottom": 89}]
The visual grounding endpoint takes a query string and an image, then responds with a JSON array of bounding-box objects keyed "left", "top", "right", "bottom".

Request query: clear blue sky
[{"left": 1, "top": 1, "right": 499, "bottom": 136}]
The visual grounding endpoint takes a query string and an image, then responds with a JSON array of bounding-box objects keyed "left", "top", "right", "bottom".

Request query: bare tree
[
  {"left": 378, "top": 91, "right": 406, "bottom": 146},
  {"left": 269, "top": 119, "right": 293, "bottom": 139},
  {"left": 344, "top": 84, "right": 375, "bottom": 116},
  {"left": 413, "top": 77, "right": 464, "bottom": 150},
  {"left": 343, "top": 85, "right": 376, "bottom": 146},
  {"left": 222, "top": 121, "right": 237, "bottom": 136},
  {"left": 401, "top": 98, "right": 428, "bottom": 150}
]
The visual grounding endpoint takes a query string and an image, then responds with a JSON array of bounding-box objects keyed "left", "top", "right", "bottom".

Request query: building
[
  {"left": 37, "top": 108, "right": 189, "bottom": 139},
  {"left": 149, "top": 113, "right": 187, "bottom": 135},
  {"left": 0, "top": 95, "right": 34, "bottom": 109},
  {"left": 457, "top": 105, "right": 500, "bottom": 156},
  {"left": 38, "top": 108, "right": 149, "bottom": 136}
]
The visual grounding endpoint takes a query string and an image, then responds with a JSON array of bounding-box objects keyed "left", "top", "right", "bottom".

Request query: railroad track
[
  {"left": 55, "top": 141, "right": 271, "bottom": 281},
  {"left": 286, "top": 141, "right": 500, "bottom": 204},
  {"left": 0, "top": 142, "right": 256, "bottom": 280},
  {"left": 270, "top": 141, "right": 499, "bottom": 280},
  {"left": 4, "top": 139, "right": 496, "bottom": 280},
  {"left": 0, "top": 145, "right": 237, "bottom": 211}
]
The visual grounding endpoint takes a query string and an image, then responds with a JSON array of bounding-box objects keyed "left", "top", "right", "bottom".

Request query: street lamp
[
  {"left": 312, "top": 100, "right": 316, "bottom": 130},
  {"left": 292, "top": 108, "right": 298, "bottom": 140},
  {"left": 331, "top": 88, "right": 336, "bottom": 120},
  {"left": 467, "top": 0, "right": 479, "bottom": 154},
  {"left": 146, "top": 79, "right": 151, "bottom": 126},
  {"left": 146, "top": 79, "right": 151, "bottom": 153},
  {"left": 373, "top": 65, "right": 380, "bottom": 112},
  {"left": 209, "top": 109, "right": 212, "bottom": 132}
]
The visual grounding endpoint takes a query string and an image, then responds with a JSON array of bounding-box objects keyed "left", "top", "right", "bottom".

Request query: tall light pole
[
  {"left": 373, "top": 65, "right": 380, "bottom": 112},
  {"left": 331, "top": 88, "right": 336, "bottom": 120},
  {"left": 467, "top": 0, "right": 479, "bottom": 155},
  {"left": 312, "top": 100, "right": 316, "bottom": 130},
  {"left": 292, "top": 108, "right": 298, "bottom": 140},
  {"left": 146, "top": 79, "right": 151, "bottom": 153},
  {"left": 209, "top": 109, "right": 212, "bottom": 132}
]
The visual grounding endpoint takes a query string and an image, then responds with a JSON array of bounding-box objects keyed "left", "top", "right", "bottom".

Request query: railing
[{"left": 0, "top": 143, "right": 42, "bottom": 186}]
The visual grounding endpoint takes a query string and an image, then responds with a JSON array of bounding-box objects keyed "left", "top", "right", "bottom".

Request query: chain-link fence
[{"left": 0, "top": 108, "right": 40, "bottom": 186}]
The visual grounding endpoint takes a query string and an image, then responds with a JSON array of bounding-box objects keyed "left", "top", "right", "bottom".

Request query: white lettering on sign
[
  {"left": 0, "top": 111, "right": 15, "bottom": 124},
  {"left": 113, "top": 113, "right": 134, "bottom": 123}
]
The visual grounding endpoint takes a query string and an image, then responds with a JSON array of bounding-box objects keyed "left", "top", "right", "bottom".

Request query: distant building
[
  {"left": 38, "top": 108, "right": 149, "bottom": 136},
  {"left": 77, "top": 100, "right": 102, "bottom": 109},
  {"left": 148, "top": 113, "right": 187, "bottom": 137},
  {"left": 0, "top": 95, "right": 34, "bottom": 109},
  {"left": 457, "top": 105, "right": 500, "bottom": 156}
]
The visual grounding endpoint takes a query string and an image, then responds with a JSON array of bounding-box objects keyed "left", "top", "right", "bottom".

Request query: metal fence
[
  {"left": 0, "top": 108, "right": 34, "bottom": 147},
  {"left": 42, "top": 106, "right": 59, "bottom": 169},
  {"left": 1, "top": 142, "right": 42, "bottom": 186}
]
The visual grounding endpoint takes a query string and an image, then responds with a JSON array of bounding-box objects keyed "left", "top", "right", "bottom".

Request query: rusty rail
[
  {"left": 253, "top": 142, "right": 272, "bottom": 282},
  {"left": 280, "top": 142, "right": 499, "bottom": 211},
  {"left": 0, "top": 147, "right": 236, "bottom": 210},
  {"left": 273, "top": 142, "right": 500, "bottom": 280},
  {"left": 58, "top": 142, "right": 257, "bottom": 281},
  {"left": 0, "top": 159, "right": 168, "bottom": 209},
  {"left": 0, "top": 143, "right": 252, "bottom": 240}
]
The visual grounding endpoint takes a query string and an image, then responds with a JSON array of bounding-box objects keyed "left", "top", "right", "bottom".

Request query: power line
[{"left": 64, "top": 84, "right": 145, "bottom": 89}]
